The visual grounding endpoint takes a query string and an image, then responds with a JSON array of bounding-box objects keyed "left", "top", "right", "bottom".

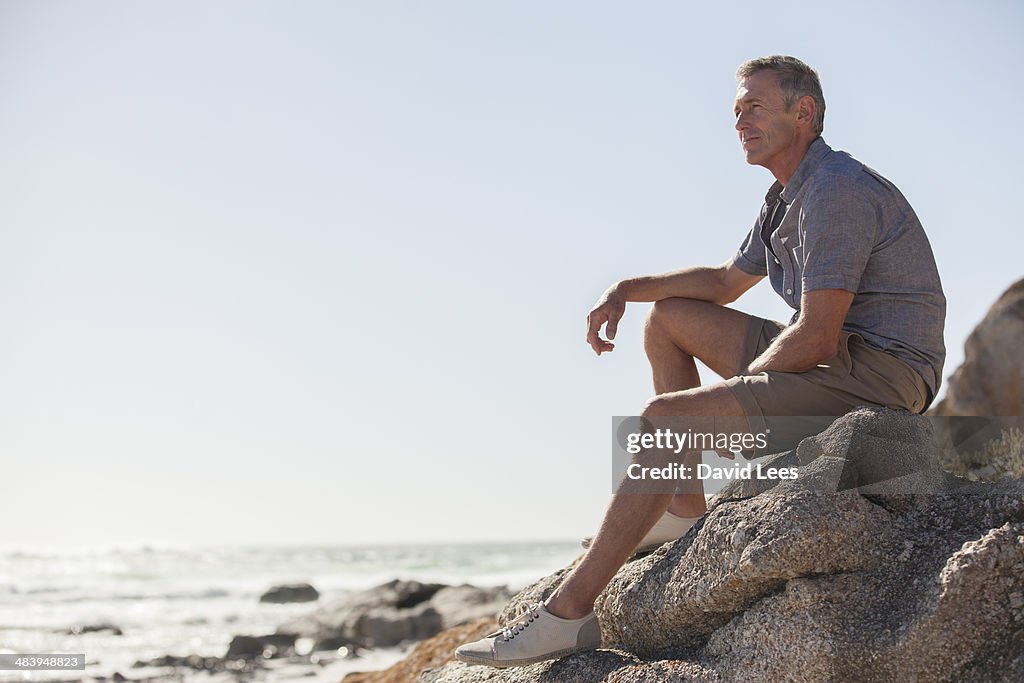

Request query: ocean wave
[{"left": 9, "top": 587, "right": 233, "bottom": 604}]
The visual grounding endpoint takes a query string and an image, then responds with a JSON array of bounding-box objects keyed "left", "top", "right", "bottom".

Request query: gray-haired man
[{"left": 456, "top": 55, "right": 945, "bottom": 668}]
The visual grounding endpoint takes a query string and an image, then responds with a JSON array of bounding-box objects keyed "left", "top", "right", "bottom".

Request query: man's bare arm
[
  {"left": 586, "top": 259, "right": 763, "bottom": 355},
  {"left": 616, "top": 259, "right": 762, "bottom": 304},
  {"left": 744, "top": 289, "right": 855, "bottom": 374}
]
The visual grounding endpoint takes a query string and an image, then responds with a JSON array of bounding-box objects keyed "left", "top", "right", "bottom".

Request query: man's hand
[{"left": 586, "top": 285, "right": 627, "bottom": 355}]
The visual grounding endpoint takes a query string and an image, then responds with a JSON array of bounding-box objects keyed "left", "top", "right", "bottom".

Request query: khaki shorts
[{"left": 723, "top": 317, "right": 930, "bottom": 454}]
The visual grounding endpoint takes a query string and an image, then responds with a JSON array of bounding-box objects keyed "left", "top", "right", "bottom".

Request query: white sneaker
[
  {"left": 580, "top": 510, "right": 700, "bottom": 554},
  {"left": 454, "top": 602, "right": 600, "bottom": 668}
]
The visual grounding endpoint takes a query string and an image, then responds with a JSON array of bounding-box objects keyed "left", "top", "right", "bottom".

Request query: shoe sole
[{"left": 454, "top": 645, "right": 595, "bottom": 668}]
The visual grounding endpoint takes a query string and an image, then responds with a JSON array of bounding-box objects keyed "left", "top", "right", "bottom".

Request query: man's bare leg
[
  {"left": 453, "top": 300, "right": 760, "bottom": 664},
  {"left": 642, "top": 298, "right": 757, "bottom": 517},
  {"left": 545, "top": 383, "right": 747, "bottom": 619}
]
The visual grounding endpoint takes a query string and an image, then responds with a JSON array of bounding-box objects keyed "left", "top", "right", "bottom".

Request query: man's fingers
[
  {"left": 586, "top": 321, "right": 614, "bottom": 355},
  {"left": 586, "top": 316, "right": 601, "bottom": 346},
  {"left": 606, "top": 313, "right": 620, "bottom": 341},
  {"left": 586, "top": 302, "right": 623, "bottom": 354},
  {"left": 586, "top": 311, "right": 607, "bottom": 345}
]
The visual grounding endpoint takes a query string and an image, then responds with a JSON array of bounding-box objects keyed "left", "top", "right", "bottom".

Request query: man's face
[{"left": 733, "top": 70, "right": 801, "bottom": 169}]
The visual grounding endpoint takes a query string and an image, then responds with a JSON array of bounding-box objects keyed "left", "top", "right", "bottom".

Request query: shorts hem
[{"left": 724, "top": 375, "right": 769, "bottom": 457}]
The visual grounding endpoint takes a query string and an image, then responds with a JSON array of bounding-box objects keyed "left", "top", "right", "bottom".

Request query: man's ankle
[
  {"left": 667, "top": 495, "right": 706, "bottom": 519},
  {"left": 543, "top": 593, "right": 593, "bottom": 620}
]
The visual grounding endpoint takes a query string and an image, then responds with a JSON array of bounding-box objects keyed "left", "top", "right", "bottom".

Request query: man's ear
[{"left": 797, "top": 95, "right": 817, "bottom": 128}]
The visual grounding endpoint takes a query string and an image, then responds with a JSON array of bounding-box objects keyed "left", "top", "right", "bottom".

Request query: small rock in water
[
  {"left": 312, "top": 635, "right": 350, "bottom": 652},
  {"left": 260, "top": 583, "right": 320, "bottom": 603},
  {"left": 226, "top": 633, "right": 297, "bottom": 659},
  {"left": 64, "top": 622, "right": 123, "bottom": 636},
  {"left": 277, "top": 579, "right": 512, "bottom": 649}
]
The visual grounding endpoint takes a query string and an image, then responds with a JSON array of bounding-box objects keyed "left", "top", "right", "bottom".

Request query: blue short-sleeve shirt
[{"left": 733, "top": 137, "right": 946, "bottom": 399}]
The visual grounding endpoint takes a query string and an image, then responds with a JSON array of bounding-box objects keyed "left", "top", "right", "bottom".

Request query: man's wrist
[{"left": 612, "top": 278, "right": 636, "bottom": 302}]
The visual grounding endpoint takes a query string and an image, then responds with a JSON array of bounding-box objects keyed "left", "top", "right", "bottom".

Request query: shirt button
[
  {"left": 774, "top": 258, "right": 780, "bottom": 264},
  {"left": 785, "top": 288, "right": 793, "bottom": 295}
]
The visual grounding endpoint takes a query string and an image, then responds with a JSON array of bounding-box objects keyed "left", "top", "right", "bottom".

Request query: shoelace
[{"left": 500, "top": 604, "right": 542, "bottom": 641}]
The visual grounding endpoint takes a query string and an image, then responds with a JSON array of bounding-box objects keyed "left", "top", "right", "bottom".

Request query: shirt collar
[
  {"left": 780, "top": 136, "right": 831, "bottom": 204},
  {"left": 762, "top": 136, "right": 832, "bottom": 206}
]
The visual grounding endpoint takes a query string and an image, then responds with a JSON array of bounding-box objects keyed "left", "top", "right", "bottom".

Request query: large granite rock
[
  {"left": 276, "top": 579, "right": 512, "bottom": 649},
  {"left": 418, "top": 409, "right": 1024, "bottom": 683},
  {"left": 932, "top": 278, "right": 1024, "bottom": 417},
  {"left": 928, "top": 279, "right": 1024, "bottom": 481}
]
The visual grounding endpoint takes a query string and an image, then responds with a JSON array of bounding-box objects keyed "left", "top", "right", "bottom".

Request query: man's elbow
[
  {"left": 713, "top": 289, "right": 740, "bottom": 306},
  {"left": 792, "top": 326, "right": 842, "bottom": 370},
  {"left": 810, "top": 334, "right": 842, "bottom": 366},
  {"left": 712, "top": 275, "right": 745, "bottom": 305}
]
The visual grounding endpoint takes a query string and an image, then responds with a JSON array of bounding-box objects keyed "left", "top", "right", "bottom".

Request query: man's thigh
[
  {"left": 724, "top": 329, "right": 929, "bottom": 453},
  {"left": 648, "top": 298, "right": 774, "bottom": 379}
]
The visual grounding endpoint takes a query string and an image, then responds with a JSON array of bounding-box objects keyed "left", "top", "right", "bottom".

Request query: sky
[{"left": 1, "top": 0, "right": 1021, "bottom": 550}]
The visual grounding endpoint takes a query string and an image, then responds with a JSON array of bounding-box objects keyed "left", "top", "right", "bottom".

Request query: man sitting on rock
[{"left": 456, "top": 55, "right": 946, "bottom": 668}]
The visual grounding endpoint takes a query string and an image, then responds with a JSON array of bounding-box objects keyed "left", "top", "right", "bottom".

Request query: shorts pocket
[
  {"left": 897, "top": 368, "right": 928, "bottom": 413},
  {"left": 816, "top": 332, "right": 858, "bottom": 379}
]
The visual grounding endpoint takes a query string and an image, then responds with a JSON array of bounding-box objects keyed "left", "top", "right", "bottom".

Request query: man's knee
[
  {"left": 645, "top": 298, "right": 703, "bottom": 347},
  {"left": 640, "top": 383, "right": 745, "bottom": 419},
  {"left": 641, "top": 394, "right": 681, "bottom": 418},
  {"left": 644, "top": 298, "right": 755, "bottom": 379},
  {"left": 640, "top": 391, "right": 713, "bottom": 419},
  {"left": 633, "top": 395, "right": 708, "bottom": 469},
  {"left": 647, "top": 297, "right": 697, "bottom": 329}
]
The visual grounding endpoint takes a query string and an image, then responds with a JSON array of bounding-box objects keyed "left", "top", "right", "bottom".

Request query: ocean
[{"left": 0, "top": 541, "right": 580, "bottom": 682}]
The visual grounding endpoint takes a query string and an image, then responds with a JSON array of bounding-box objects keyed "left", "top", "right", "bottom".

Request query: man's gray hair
[{"left": 736, "top": 56, "right": 826, "bottom": 135}]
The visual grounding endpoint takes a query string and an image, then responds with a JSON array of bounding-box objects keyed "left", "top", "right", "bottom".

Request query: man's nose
[{"left": 735, "top": 112, "right": 750, "bottom": 131}]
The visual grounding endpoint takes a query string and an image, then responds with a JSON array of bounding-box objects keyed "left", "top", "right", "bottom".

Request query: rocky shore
[
  {"left": 341, "top": 408, "right": 1022, "bottom": 683},
  {"left": 102, "top": 580, "right": 512, "bottom": 682},
  {"left": 341, "top": 280, "right": 1024, "bottom": 683}
]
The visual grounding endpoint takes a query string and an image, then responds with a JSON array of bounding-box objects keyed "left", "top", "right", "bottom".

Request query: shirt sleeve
[
  {"left": 799, "top": 180, "right": 877, "bottom": 293},
  {"left": 732, "top": 215, "right": 768, "bottom": 276}
]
